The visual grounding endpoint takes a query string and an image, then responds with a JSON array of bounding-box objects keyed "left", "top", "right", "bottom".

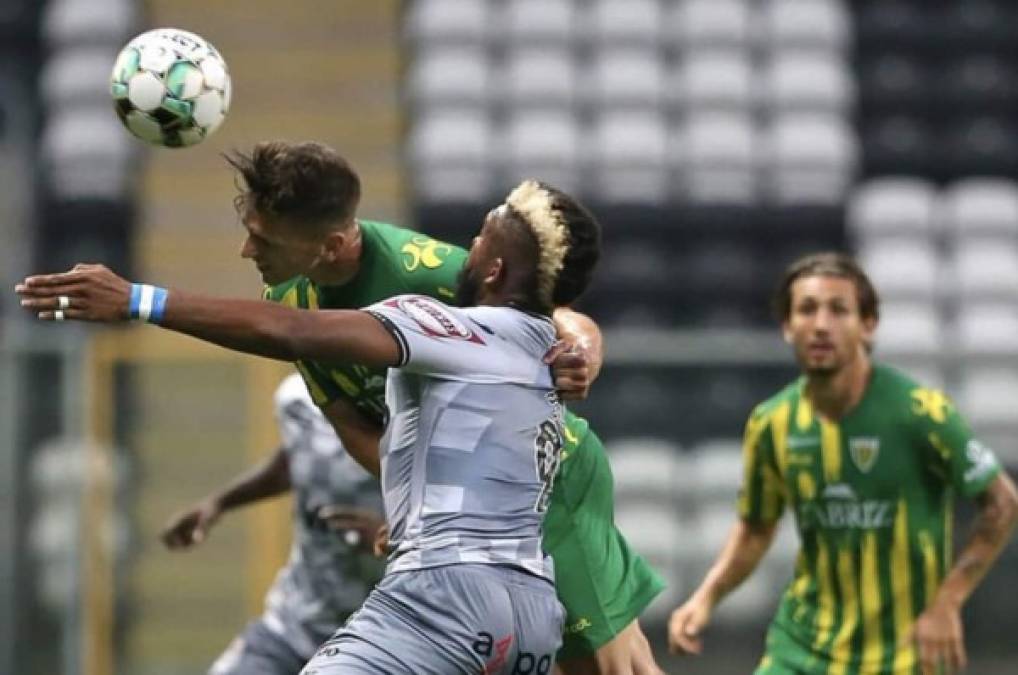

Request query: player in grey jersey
[
  {"left": 18, "top": 179, "right": 602, "bottom": 674},
  {"left": 161, "top": 373, "right": 384, "bottom": 674}
]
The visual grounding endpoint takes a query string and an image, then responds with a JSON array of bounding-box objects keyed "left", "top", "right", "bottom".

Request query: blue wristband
[
  {"left": 129, "top": 283, "right": 168, "bottom": 324},
  {"left": 129, "top": 283, "right": 143, "bottom": 319},
  {"left": 149, "top": 286, "right": 168, "bottom": 324}
]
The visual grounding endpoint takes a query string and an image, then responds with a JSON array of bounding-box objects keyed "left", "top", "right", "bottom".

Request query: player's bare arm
[
  {"left": 548, "top": 307, "right": 604, "bottom": 401},
  {"left": 162, "top": 447, "right": 291, "bottom": 549},
  {"left": 320, "top": 398, "right": 383, "bottom": 477},
  {"left": 668, "top": 519, "right": 778, "bottom": 656},
  {"left": 911, "top": 472, "right": 1018, "bottom": 675},
  {"left": 16, "top": 263, "right": 401, "bottom": 367}
]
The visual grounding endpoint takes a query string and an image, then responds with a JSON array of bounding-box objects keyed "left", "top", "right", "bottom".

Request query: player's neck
[{"left": 804, "top": 354, "right": 872, "bottom": 421}]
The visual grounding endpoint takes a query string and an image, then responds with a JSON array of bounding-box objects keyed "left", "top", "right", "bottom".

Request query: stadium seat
[
  {"left": 39, "top": 48, "right": 113, "bottom": 109},
  {"left": 674, "top": 111, "right": 758, "bottom": 204},
  {"left": 404, "top": 0, "right": 490, "bottom": 45},
  {"left": 847, "top": 177, "right": 938, "bottom": 242},
  {"left": 941, "top": 56, "right": 1018, "bottom": 117},
  {"left": 502, "top": 47, "right": 576, "bottom": 110},
  {"left": 958, "top": 367, "right": 1018, "bottom": 428},
  {"left": 857, "top": 53, "right": 932, "bottom": 120},
  {"left": 690, "top": 438, "right": 743, "bottom": 500},
  {"left": 41, "top": 107, "right": 134, "bottom": 201},
  {"left": 408, "top": 109, "right": 494, "bottom": 203},
  {"left": 953, "top": 240, "right": 1018, "bottom": 301},
  {"left": 763, "top": 113, "right": 858, "bottom": 205},
  {"left": 669, "top": 0, "right": 751, "bottom": 50},
  {"left": 941, "top": 0, "right": 1016, "bottom": 56},
  {"left": 672, "top": 50, "right": 754, "bottom": 112},
  {"left": 587, "top": 48, "right": 666, "bottom": 109},
  {"left": 588, "top": 110, "right": 669, "bottom": 204},
  {"left": 587, "top": 0, "right": 662, "bottom": 46},
  {"left": 614, "top": 504, "right": 684, "bottom": 559},
  {"left": 941, "top": 117, "right": 1018, "bottom": 180},
  {"left": 855, "top": 0, "right": 936, "bottom": 55},
  {"left": 499, "top": 0, "right": 576, "bottom": 46},
  {"left": 857, "top": 237, "right": 939, "bottom": 302},
  {"left": 406, "top": 46, "right": 490, "bottom": 108},
  {"left": 955, "top": 303, "right": 1018, "bottom": 359},
  {"left": 760, "top": 0, "right": 852, "bottom": 52},
  {"left": 940, "top": 179, "right": 1018, "bottom": 239},
  {"left": 860, "top": 115, "right": 934, "bottom": 178},
  {"left": 500, "top": 110, "right": 581, "bottom": 195},
  {"left": 874, "top": 301, "right": 944, "bottom": 358},
  {"left": 42, "top": 0, "right": 137, "bottom": 47},
  {"left": 761, "top": 50, "right": 855, "bottom": 114},
  {"left": 607, "top": 437, "right": 685, "bottom": 497}
]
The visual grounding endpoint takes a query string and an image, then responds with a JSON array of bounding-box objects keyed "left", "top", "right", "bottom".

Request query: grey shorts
[
  {"left": 300, "top": 564, "right": 565, "bottom": 675},
  {"left": 210, "top": 619, "right": 309, "bottom": 675}
]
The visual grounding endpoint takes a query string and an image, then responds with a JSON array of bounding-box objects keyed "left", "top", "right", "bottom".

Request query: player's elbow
[{"left": 998, "top": 473, "right": 1018, "bottom": 530}]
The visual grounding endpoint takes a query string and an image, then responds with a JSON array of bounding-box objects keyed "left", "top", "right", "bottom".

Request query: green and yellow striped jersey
[
  {"left": 264, "top": 220, "right": 466, "bottom": 424},
  {"left": 740, "top": 364, "right": 1001, "bottom": 675}
]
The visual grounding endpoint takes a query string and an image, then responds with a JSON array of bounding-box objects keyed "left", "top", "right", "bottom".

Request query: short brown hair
[
  {"left": 225, "top": 141, "right": 361, "bottom": 230},
  {"left": 773, "top": 252, "right": 880, "bottom": 322}
]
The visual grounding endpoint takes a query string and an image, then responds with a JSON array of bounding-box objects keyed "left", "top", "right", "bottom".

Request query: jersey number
[{"left": 533, "top": 420, "right": 563, "bottom": 513}]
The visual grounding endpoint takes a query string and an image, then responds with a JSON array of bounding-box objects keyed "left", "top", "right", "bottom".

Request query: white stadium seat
[
  {"left": 41, "top": 107, "right": 134, "bottom": 201},
  {"left": 589, "top": 110, "right": 670, "bottom": 204},
  {"left": 607, "top": 437, "right": 684, "bottom": 496},
  {"left": 40, "top": 47, "right": 115, "bottom": 109},
  {"left": 405, "top": 0, "right": 490, "bottom": 44},
  {"left": 848, "top": 177, "right": 938, "bottom": 242},
  {"left": 406, "top": 46, "right": 490, "bottom": 107},
  {"left": 764, "top": 113, "right": 858, "bottom": 205},
  {"left": 959, "top": 367, "right": 1018, "bottom": 428},
  {"left": 955, "top": 303, "right": 1018, "bottom": 358},
  {"left": 953, "top": 240, "right": 1018, "bottom": 301},
  {"left": 874, "top": 301, "right": 944, "bottom": 358},
  {"left": 761, "top": 50, "right": 855, "bottom": 114},
  {"left": 690, "top": 438, "right": 744, "bottom": 500},
  {"left": 587, "top": 0, "right": 663, "bottom": 46},
  {"left": 672, "top": 50, "right": 754, "bottom": 112},
  {"left": 43, "top": 0, "right": 137, "bottom": 47},
  {"left": 500, "top": 0, "right": 577, "bottom": 46},
  {"left": 409, "top": 109, "right": 494, "bottom": 202},
  {"left": 857, "top": 238, "right": 939, "bottom": 302},
  {"left": 587, "top": 48, "right": 666, "bottom": 109},
  {"left": 500, "top": 110, "right": 581, "bottom": 194},
  {"left": 614, "top": 504, "right": 684, "bottom": 562},
  {"left": 675, "top": 111, "right": 759, "bottom": 204},
  {"left": 761, "top": 0, "right": 852, "bottom": 52},
  {"left": 502, "top": 48, "right": 576, "bottom": 110},
  {"left": 940, "top": 178, "right": 1018, "bottom": 239},
  {"left": 670, "top": 0, "right": 752, "bottom": 50}
]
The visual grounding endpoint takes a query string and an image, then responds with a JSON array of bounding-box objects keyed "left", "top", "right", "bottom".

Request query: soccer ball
[{"left": 110, "top": 28, "right": 231, "bottom": 148}]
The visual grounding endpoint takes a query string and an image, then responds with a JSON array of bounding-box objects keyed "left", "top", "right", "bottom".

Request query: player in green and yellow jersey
[
  {"left": 669, "top": 252, "right": 1018, "bottom": 675},
  {"left": 231, "top": 141, "right": 665, "bottom": 674}
]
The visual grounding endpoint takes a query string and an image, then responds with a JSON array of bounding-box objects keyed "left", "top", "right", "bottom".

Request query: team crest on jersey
[
  {"left": 388, "top": 296, "right": 485, "bottom": 344},
  {"left": 849, "top": 437, "right": 880, "bottom": 473}
]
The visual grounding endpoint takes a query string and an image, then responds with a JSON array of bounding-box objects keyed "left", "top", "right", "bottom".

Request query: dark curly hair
[
  {"left": 225, "top": 141, "right": 361, "bottom": 231},
  {"left": 544, "top": 184, "right": 601, "bottom": 307}
]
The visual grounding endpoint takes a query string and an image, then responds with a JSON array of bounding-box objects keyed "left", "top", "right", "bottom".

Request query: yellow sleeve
[{"left": 737, "top": 405, "right": 787, "bottom": 523}]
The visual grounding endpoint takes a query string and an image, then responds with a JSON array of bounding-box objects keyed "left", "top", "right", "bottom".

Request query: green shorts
[{"left": 544, "top": 413, "right": 666, "bottom": 661}]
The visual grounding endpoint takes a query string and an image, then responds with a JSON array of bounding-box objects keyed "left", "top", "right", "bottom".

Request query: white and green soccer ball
[{"left": 110, "top": 28, "right": 231, "bottom": 148}]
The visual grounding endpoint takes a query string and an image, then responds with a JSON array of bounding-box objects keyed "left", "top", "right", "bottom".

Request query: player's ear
[
  {"left": 861, "top": 315, "right": 878, "bottom": 343},
  {"left": 318, "top": 230, "right": 348, "bottom": 263},
  {"left": 483, "top": 257, "right": 504, "bottom": 287}
]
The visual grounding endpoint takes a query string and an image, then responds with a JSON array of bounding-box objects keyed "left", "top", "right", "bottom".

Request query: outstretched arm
[
  {"left": 162, "top": 447, "right": 291, "bottom": 549},
  {"left": 16, "top": 264, "right": 400, "bottom": 367},
  {"left": 668, "top": 519, "right": 778, "bottom": 655},
  {"left": 911, "top": 473, "right": 1018, "bottom": 674}
]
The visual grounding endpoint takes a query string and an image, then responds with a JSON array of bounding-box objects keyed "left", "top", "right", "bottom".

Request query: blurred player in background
[
  {"left": 161, "top": 373, "right": 384, "bottom": 675},
  {"left": 17, "top": 178, "right": 604, "bottom": 673},
  {"left": 668, "top": 253, "right": 1018, "bottom": 675},
  {"left": 230, "top": 141, "right": 664, "bottom": 675}
]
